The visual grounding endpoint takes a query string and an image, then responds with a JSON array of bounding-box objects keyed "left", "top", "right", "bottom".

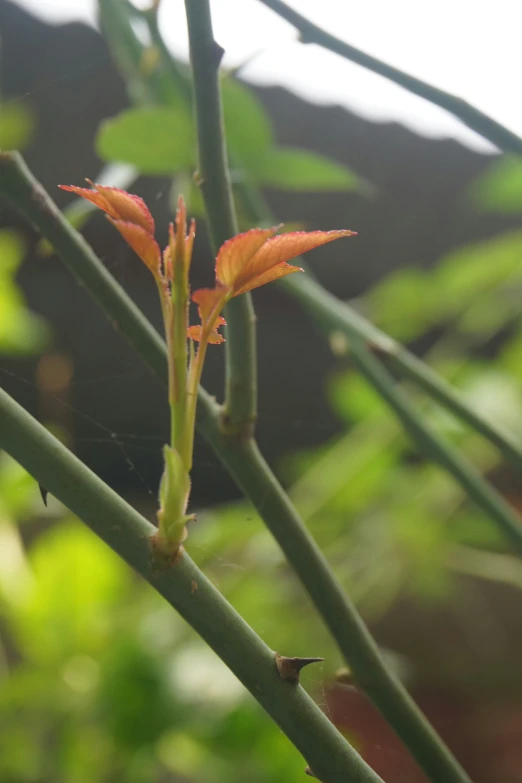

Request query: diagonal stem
[
  {"left": 184, "top": 0, "right": 257, "bottom": 433},
  {"left": 0, "top": 386, "right": 384, "bottom": 783},
  {"left": 0, "top": 151, "right": 470, "bottom": 783},
  {"left": 282, "top": 271, "right": 522, "bottom": 479},
  {"left": 258, "top": 0, "right": 522, "bottom": 156},
  {"left": 348, "top": 339, "right": 522, "bottom": 553}
]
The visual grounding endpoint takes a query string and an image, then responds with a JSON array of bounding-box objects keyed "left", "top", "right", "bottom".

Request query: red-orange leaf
[
  {"left": 109, "top": 219, "right": 161, "bottom": 278},
  {"left": 234, "top": 261, "right": 302, "bottom": 296},
  {"left": 233, "top": 229, "right": 355, "bottom": 295},
  {"left": 59, "top": 182, "right": 155, "bottom": 234},
  {"left": 213, "top": 227, "right": 355, "bottom": 297},
  {"left": 187, "top": 319, "right": 225, "bottom": 344},
  {"left": 216, "top": 227, "right": 278, "bottom": 289},
  {"left": 192, "top": 286, "right": 228, "bottom": 323},
  {"left": 188, "top": 286, "right": 228, "bottom": 344}
]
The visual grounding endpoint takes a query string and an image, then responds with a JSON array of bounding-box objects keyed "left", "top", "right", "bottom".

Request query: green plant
[{"left": 2, "top": 1, "right": 522, "bottom": 781}]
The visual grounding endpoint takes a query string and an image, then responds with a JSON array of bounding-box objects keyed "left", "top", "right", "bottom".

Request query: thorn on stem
[
  {"left": 213, "top": 41, "right": 225, "bottom": 67},
  {"left": 275, "top": 652, "right": 324, "bottom": 684},
  {"left": 305, "top": 766, "right": 317, "bottom": 778},
  {"left": 39, "top": 484, "right": 48, "bottom": 507}
]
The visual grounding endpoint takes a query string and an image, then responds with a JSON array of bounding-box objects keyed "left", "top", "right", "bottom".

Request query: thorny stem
[
  {"left": 348, "top": 339, "right": 522, "bottom": 554},
  {"left": 0, "top": 386, "right": 385, "bottom": 783},
  {"left": 282, "top": 272, "right": 522, "bottom": 518},
  {"left": 0, "top": 151, "right": 471, "bottom": 781},
  {"left": 258, "top": 0, "right": 522, "bottom": 156},
  {"left": 184, "top": 0, "right": 257, "bottom": 434}
]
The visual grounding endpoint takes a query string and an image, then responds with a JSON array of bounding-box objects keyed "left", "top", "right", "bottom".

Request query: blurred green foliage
[
  {"left": 4, "top": 215, "right": 522, "bottom": 779},
  {"left": 470, "top": 155, "right": 522, "bottom": 212},
  {"left": 0, "top": 230, "right": 49, "bottom": 354},
  {"left": 0, "top": 102, "right": 34, "bottom": 151},
  {"left": 4, "top": 1, "right": 522, "bottom": 780}
]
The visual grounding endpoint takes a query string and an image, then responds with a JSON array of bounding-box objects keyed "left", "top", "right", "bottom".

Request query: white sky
[{"left": 10, "top": 0, "right": 522, "bottom": 153}]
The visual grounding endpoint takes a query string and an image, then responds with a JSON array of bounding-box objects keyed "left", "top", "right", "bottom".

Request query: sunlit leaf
[
  {"left": 470, "top": 155, "right": 522, "bottom": 212},
  {"left": 13, "top": 522, "right": 130, "bottom": 662},
  {"left": 0, "top": 230, "right": 49, "bottom": 354},
  {"left": 363, "top": 267, "right": 441, "bottom": 341},
  {"left": 0, "top": 103, "right": 34, "bottom": 150},
  {"left": 96, "top": 107, "right": 194, "bottom": 174}
]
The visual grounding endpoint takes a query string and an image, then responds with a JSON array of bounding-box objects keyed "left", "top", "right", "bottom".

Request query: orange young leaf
[
  {"left": 59, "top": 182, "right": 155, "bottom": 234},
  {"left": 187, "top": 321, "right": 225, "bottom": 344},
  {"left": 109, "top": 219, "right": 161, "bottom": 277},
  {"left": 215, "top": 227, "right": 356, "bottom": 296},
  {"left": 188, "top": 286, "right": 228, "bottom": 344},
  {"left": 216, "top": 227, "right": 278, "bottom": 288}
]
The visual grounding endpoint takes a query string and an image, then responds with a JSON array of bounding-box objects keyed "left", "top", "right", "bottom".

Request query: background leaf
[
  {"left": 96, "top": 107, "right": 194, "bottom": 174},
  {"left": 470, "top": 155, "right": 522, "bottom": 212},
  {"left": 0, "top": 230, "right": 49, "bottom": 354},
  {"left": 222, "top": 77, "right": 273, "bottom": 165},
  {"left": 0, "top": 103, "right": 34, "bottom": 150},
  {"left": 248, "top": 147, "right": 360, "bottom": 191}
]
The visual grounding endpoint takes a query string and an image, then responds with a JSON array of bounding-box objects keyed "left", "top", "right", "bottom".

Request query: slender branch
[
  {"left": 281, "top": 271, "right": 522, "bottom": 478},
  {"left": 258, "top": 0, "right": 522, "bottom": 156},
  {"left": 348, "top": 339, "right": 522, "bottom": 553},
  {"left": 0, "top": 154, "right": 471, "bottom": 783},
  {"left": 184, "top": 0, "right": 257, "bottom": 433},
  {"left": 0, "top": 387, "right": 384, "bottom": 783},
  {"left": 100, "top": 0, "right": 522, "bottom": 477},
  {"left": 212, "top": 434, "right": 470, "bottom": 783}
]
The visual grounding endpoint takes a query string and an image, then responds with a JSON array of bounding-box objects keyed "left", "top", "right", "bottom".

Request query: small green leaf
[
  {"left": 222, "top": 78, "right": 273, "bottom": 164},
  {"left": 96, "top": 107, "right": 194, "bottom": 174},
  {"left": 0, "top": 103, "right": 34, "bottom": 150},
  {"left": 249, "top": 147, "right": 360, "bottom": 191},
  {"left": 470, "top": 155, "right": 522, "bottom": 213}
]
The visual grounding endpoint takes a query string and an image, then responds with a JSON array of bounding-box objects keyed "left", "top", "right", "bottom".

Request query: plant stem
[
  {"left": 184, "top": 0, "right": 257, "bottom": 432},
  {"left": 0, "top": 387, "right": 384, "bottom": 783},
  {"left": 0, "top": 138, "right": 471, "bottom": 783},
  {"left": 348, "top": 339, "right": 522, "bottom": 552},
  {"left": 281, "top": 271, "right": 522, "bottom": 478},
  {"left": 0, "top": 154, "right": 471, "bottom": 780},
  {"left": 258, "top": 0, "right": 522, "bottom": 156},
  {"left": 210, "top": 433, "right": 470, "bottom": 783},
  {"left": 170, "top": 235, "right": 189, "bottom": 462}
]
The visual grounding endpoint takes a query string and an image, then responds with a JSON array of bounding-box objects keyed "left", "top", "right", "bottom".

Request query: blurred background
[{"left": 2, "top": 0, "right": 522, "bottom": 781}]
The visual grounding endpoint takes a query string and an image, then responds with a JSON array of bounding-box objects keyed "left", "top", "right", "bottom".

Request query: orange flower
[{"left": 59, "top": 181, "right": 162, "bottom": 279}]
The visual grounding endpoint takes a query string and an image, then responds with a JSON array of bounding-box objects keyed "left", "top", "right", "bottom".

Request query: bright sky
[{"left": 11, "top": 0, "right": 522, "bottom": 153}]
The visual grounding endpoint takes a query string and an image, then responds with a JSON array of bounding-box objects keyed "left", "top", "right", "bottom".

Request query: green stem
[
  {"left": 185, "top": 344, "right": 208, "bottom": 471},
  {"left": 258, "top": 0, "right": 522, "bottom": 156},
  {"left": 348, "top": 339, "right": 522, "bottom": 553},
  {"left": 281, "top": 271, "right": 522, "bottom": 477},
  {"left": 171, "top": 260, "right": 189, "bottom": 461},
  {"left": 0, "top": 150, "right": 470, "bottom": 783},
  {"left": 184, "top": 0, "right": 257, "bottom": 433},
  {"left": 0, "top": 387, "right": 384, "bottom": 783},
  {"left": 210, "top": 434, "right": 470, "bottom": 783}
]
